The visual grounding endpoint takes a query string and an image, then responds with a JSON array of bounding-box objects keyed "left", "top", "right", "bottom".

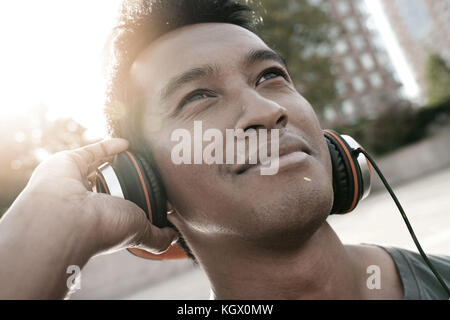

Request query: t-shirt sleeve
[{"left": 381, "top": 246, "right": 450, "bottom": 300}]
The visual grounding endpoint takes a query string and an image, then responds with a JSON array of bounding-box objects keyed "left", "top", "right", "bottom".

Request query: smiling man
[
  {"left": 104, "top": 0, "right": 403, "bottom": 299},
  {"left": 0, "top": 0, "right": 449, "bottom": 300}
]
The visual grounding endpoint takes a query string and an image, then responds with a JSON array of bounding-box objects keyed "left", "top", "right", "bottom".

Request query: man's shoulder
[{"left": 379, "top": 245, "right": 450, "bottom": 300}]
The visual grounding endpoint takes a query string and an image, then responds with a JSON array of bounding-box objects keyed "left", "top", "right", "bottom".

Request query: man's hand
[{"left": 0, "top": 139, "right": 178, "bottom": 299}]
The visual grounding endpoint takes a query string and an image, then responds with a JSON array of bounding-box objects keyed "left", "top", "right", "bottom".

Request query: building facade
[
  {"left": 380, "top": 0, "right": 450, "bottom": 99},
  {"left": 322, "top": 0, "right": 402, "bottom": 126}
]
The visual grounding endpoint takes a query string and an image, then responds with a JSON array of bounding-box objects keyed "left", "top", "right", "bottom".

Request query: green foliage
[
  {"left": 249, "top": 0, "right": 339, "bottom": 116},
  {"left": 335, "top": 99, "right": 450, "bottom": 156},
  {"left": 425, "top": 54, "right": 450, "bottom": 106}
]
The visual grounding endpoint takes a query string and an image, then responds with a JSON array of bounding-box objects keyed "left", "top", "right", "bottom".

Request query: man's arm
[{"left": 0, "top": 139, "right": 178, "bottom": 299}]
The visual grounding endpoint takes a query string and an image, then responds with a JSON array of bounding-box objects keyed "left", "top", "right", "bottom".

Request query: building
[
  {"left": 316, "top": 0, "right": 403, "bottom": 126},
  {"left": 380, "top": 0, "right": 450, "bottom": 100}
]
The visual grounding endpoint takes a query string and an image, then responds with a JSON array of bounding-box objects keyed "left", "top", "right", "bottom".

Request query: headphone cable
[{"left": 354, "top": 148, "right": 450, "bottom": 297}]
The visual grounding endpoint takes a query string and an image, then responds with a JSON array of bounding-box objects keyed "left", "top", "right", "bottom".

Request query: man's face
[{"left": 130, "top": 23, "right": 333, "bottom": 249}]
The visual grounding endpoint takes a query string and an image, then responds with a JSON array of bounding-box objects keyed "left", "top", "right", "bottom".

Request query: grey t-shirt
[{"left": 381, "top": 246, "right": 450, "bottom": 300}]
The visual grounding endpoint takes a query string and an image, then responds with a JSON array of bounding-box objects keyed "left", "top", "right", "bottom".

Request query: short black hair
[
  {"left": 104, "top": 0, "right": 257, "bottom": 142},
  {"left": 103, "top": 0, "right": 258, "bottom": 260}
]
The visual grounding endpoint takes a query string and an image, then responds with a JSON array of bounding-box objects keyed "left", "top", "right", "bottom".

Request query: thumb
[{"left": 90, "top": 194, "right": 179, "bottom": 255}]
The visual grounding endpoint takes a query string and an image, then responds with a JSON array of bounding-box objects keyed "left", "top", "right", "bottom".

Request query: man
[{"left": 0, "top": 0, "right": 448, "bottom": 299}]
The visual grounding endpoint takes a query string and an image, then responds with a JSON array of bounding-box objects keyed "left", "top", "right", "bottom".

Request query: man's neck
[{"left": 199, "top": 222, "right": 365, "bottom": 299}]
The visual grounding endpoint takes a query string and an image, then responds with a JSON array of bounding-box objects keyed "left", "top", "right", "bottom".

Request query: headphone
[{"left": 94, "top": 129, "right": 372, "bottom": 260}]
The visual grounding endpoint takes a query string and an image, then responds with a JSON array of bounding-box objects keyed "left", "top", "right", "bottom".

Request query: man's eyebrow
[
  {"left": 243, "top": 49, "right": 288, "bottom": 70},
  {"left": 160, "top": 65, "right": 219, "bottom": 102},
  {"left": 159, "top": 49, "right": 288, "bottom": 102}
]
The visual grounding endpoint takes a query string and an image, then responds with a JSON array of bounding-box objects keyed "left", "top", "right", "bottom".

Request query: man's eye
[
  {"left": 180, "top": 90, "right": 214, "bottom": 107},
  {"left": 256, "top": 68, "right": 288, "bottom": 86}
]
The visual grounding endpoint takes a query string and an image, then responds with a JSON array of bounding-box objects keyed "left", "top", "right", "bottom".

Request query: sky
[
  {"left": 0, "top": 0, "right": 122, "bottom": 139},
  {"left": 0, "top": 0, "right": 420, "bottom": 140}
]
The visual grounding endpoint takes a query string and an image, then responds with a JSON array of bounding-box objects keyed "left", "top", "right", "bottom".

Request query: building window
[
  {"left": 377, "top": 51, "right": 396, "bottom": 75},
  {"left": 369, "top": 72, "right": 383, "bottom": 88},
  {"left": 324, "top": 106, "right": 338, "bottom": 122},
  {"left": 361, "top": 95, "right": 377, "bottom": 119},
  {"left": 335, "top": 40, "right": 348, "bottom": 55},
  {"left": 343, "top": 56, "right": 357, "bottom": 73},
  {"left": 356, "top": 0, "right": 369, "bottom": 17},
  {"left": 391, "top": 69, "right": 401, "bottom": 84},
  {"left": 371, "top": 32, "right": 385, "bottom": 50},
  {"left": 343, "top": 17, "right": 359, "bottom": 33},
  {"left": 351, "top": 35, "right": 366, "bottom": 51},
  {"left": 307, "top": 0, "right": 323, "bottom": 5},
  {"left": 336, "top": 1, "right": 350, "bottom": 16},
  {"left": 342, "top": 99, "right": 355, "bottom": 115},
  {"left": 316, "top": 44, "right": 331, "bottom": 57},
  {"left": 376, "top": 51, "right": 389, "bottom": 66},
  {"left": 335, "top": 80, "right": 347, "bottom": 96},
  {"left": 328, "top": 26, "right": 340, "bottom": 40},
  {"left": 301, "top": 46, "right": 315, "bottom": 59},
  {"left": 360, "top": 53, "right": 375, "bottom": 70},
  {"left": 352, "top": 76, "right": 366, "bottom": 93},
  {"left": 342, "top": 99, "right": 357, "bottom": 123}
]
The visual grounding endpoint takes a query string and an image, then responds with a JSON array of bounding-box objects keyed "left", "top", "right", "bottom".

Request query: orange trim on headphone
[
  {"left": 128, "top": 245, "right": 188, "bottom": 260},
  {"left": 324, "top": 130, "right": 359, "bottom": 213},
  {"left": 124, "top": 152, "right": 189, "bottom": 260},
  {"left": 125, "top": 151, "right": 153, "bottom": 223}
]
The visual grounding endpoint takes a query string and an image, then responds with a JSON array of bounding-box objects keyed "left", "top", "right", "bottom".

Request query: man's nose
[{"left": 234, "top": 90, "right": 288, "bottom": 132}]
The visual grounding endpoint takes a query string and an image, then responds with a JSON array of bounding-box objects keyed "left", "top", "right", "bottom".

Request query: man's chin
[{"left": 242, "top": 188, "right": 332, "bottom": 250}]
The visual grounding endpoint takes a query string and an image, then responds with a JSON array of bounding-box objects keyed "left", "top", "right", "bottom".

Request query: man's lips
[
  {"left": 244, "top": 151, "right": 310, "bottom": 175},
  {"left": 233, "top": 134, "right": 313, "bottom": 175}
]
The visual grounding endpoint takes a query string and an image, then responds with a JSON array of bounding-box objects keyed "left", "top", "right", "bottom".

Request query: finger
[
  {"left": 66, "top": 151, "right": 92, "bottom": 189},
  {"left": 72, "top": 138, "right": 129, "bottom": 167},
  {"left": 85, "top": 152, "right": 126, "bottom": 192},
  {"left": 93, "top": 195, "right": 179, "bottom": 254},
  {"left": 67, "top": 152, "right": 107, "bottom": 191},
  {"left": 86, "top": 153, "right": 117, "bottom": 178},
  {"left": 69, "top": 139, "right": 129, "bottom": 182},
  {"left": 133, "top": 223, "right": 179, "bottom": 254}
]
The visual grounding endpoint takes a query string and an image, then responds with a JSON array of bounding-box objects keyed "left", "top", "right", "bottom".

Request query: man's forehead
[{"left": 129, "top": 23, "right": 269, "bottom": 89}]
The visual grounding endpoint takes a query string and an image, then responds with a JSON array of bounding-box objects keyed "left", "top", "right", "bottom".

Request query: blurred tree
[
  {"left": 335, "top": 98, "right": 450, "bottom": 156},
  {"left": 250, "top": 0, "right": 340, "bottom": 118},
  {"left": 0, "top": 107, "right": 94, "bottom": 217},
  {"left": 425, "top": 54, "right": 450, "bottom": 106}
]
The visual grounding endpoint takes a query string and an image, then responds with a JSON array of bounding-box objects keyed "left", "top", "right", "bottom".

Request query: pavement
[{"left": 71, "top": 166, "right": 450, "bottom": 300}]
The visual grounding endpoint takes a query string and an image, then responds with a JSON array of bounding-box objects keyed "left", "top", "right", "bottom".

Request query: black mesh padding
[
  {"left": 135, "top": 153, "right": 168, "bottom": 228},
  {"left": 324, "top": 133, "right": 354, "bottom": 214}
]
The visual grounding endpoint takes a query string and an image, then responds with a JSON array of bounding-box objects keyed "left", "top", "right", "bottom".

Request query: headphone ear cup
[
  {"left": 324, "top": 129, "right": 371, "bottom": 215},
  {"left": 134, "top": 153, "right": 169, "bottom": 228},
  {"left": 110, "top": 152, "right": 154, "bottom": 220},
  {"left": 106, "top": 151, "right": 188, "bottom": 260},
  {"left": 324, "top": 132, "right": 354, "bottom": 214}
]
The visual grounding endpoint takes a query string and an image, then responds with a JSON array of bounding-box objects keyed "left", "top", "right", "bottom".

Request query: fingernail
[{"left": 171, "top": 237, "right": 179, "bottom": 246}]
